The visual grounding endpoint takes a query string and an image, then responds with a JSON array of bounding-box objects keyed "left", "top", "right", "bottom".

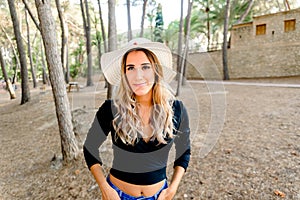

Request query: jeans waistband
[{"left": 106, "top": 175, "right": 168, "bottom": 200}]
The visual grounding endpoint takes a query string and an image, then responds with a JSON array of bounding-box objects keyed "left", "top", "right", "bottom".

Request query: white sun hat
[{"left": 101, "top": 38, "right": 176, "bottom": 86}]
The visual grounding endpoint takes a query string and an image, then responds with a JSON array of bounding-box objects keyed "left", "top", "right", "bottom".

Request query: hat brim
[{"left": 101, "top": 41, "right": 176, "bottom": 86}]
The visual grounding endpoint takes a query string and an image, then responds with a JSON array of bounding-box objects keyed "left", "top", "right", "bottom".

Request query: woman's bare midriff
[{"left": 109, "top": 174, "right": 166, "bottom": 197}]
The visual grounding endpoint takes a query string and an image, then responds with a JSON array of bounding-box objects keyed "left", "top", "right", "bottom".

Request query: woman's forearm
[
  {"left": 169, "top": 166, "right": 186, "bottom": 193},
  {"left": 90, "top": 164, "right": 110, "bottom": 190}
]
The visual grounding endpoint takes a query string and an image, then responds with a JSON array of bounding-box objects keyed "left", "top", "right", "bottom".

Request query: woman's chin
[{"left": 133, "top": 87, "right": 152, "bottom": 97}]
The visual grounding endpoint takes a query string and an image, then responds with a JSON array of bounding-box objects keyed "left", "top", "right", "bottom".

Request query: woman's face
[{"left": 125, "top": 51, "right": 155, "bottom": 97}]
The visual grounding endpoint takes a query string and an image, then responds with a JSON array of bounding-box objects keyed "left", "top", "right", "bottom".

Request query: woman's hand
[
  {"left": 158, "top": 166, "right": 185, "bottom": 200},
  {"left": 157, "top": 187, "right": 176, "bottom": 200},
  {"left": 89, "top": 165, "right": 121, "bottom": 200},
  {"left": 100, "top": 184, "right": 121, "bottom": 200}
]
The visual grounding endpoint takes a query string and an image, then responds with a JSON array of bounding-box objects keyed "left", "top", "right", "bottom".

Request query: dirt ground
[{"left": 0, "top": 77, "right": 299, "bottom": 200}]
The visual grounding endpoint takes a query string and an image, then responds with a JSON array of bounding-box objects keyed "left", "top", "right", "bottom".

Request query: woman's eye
[
  {"left": 127, "top": 66, "right": 134, "bottom": 71},
  {"left": 142, "top": 65, "right": 151, "bottom": 70}
]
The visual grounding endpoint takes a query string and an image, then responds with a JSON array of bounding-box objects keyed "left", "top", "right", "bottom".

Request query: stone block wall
[
  {"left": 184, "top": 9, "right": 300, "bottom": 80},
  {"left": 185, "top": 44, "right": 300, "bottom": 80}
]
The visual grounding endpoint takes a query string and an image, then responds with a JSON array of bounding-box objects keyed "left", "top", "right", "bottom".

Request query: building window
[
  {"left": 256, "top": 24, "right": 266, "bottom": 35},
  {"left": 285, "top": 19, "right": 296, "bottom": 32}
]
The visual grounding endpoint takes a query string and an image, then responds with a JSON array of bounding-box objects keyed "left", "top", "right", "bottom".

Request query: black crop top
[{"left": 83, "top": 100, "right": 191, "bottom": 185}]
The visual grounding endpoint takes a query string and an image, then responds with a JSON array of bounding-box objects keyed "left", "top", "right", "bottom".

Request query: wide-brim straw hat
[{"left": 101, "top": 38, "right": 176, "bottom": 86}]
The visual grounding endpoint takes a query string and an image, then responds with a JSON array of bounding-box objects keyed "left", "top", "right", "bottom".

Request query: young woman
[{"left": 84, "top": 38, "right": 191, "bottom": 200}]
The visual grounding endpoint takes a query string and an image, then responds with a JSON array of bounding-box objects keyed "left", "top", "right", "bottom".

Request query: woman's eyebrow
[{"left": 126, "top": 62, "right": 151, "bottom": 67}]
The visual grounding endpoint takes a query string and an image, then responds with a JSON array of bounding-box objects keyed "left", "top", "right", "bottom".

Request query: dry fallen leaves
[
  {"left": 74, "top": 169, "right": 80, "bottom": 175},
  {"left": 274, "top": 190, "right": 286, "bottom": 198}
]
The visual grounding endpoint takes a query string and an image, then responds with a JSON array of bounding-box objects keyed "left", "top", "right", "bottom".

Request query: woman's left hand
[{"left": 157, "top": 188, "right": 176, "bottom": 200}]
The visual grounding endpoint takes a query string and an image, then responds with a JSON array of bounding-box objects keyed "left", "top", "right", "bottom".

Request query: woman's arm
[
  {"left": 158, "top": 166, "right": 185, "bottom": 200},
  {"left": 158, "top": 100, "right": 191, "bottom": 199},
  {"left": 90, "top": 164, "right": 120, "bottom": 200},
  {"left": 84, "top": 100, "right": 120, "bottom": 199}
]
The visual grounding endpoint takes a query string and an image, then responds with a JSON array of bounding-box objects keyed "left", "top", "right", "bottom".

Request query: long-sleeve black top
[{"left": 83, "top": 100, "right": 191, "bottom": 185}]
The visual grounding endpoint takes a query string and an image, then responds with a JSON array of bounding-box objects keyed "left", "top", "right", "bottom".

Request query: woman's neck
[{"left": 135, "top": 90, "right": 153, "bottom": 107}]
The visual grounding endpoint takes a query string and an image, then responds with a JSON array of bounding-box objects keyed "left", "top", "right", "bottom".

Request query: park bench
[{"left": 68, "top": 82, "right": 79, "bottom": 92}]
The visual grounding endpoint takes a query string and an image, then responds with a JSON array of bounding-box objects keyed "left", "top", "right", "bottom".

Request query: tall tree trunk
[
  {"left": 126, "top": 0, "right": 132, "bottom": 41},
  {"left": 222, "top": 0, "right": 230, "bottom": 80},
  {"left": 206, "top": 0, "right": 210, "bottom": 51},
  {"left": 97, "top": 0, "right": 107, "bottom": 53},
  {"left": 182, "top": 0, "right": 193, "bottom": 86},
  {"left": 176, "top": 0, "right": 184, "bottom": 81},
  {"left": 236, "top": 0, "right": 254, "bottom": 24},
  {"left": 8, "top": 0, "right": 30, "bottom": 104},
  {"left": 80, "top": 0, "right": 94, "bottom": 86},
  {"left": 55, "top": 0, "right": 69, "bottom": 83},
  {"left": 140, "top": 0, "right": 148, "bottom": 37},
  {"left": 284, "top": 0, "right": 290, "bottom": 10},
  {"left": 35, "top": 0, "right": 79, "bottom": 164},
  {"left": 22, "top": 0, "right": 40, "bottom": 31},
  {"left": 0, "top": 48, "right": 16, "bottom": 99},
  {"left": 176, "top": 0, "right": 193, "bottom": 96},
  {"left": 25, "top": 10, "right": 37, "bottom": 88},
  {"left": 40, "top": 38, "right": 50, "bottom": 85},
  {"left": 1, "top": 24, "right": 20, "bottom": 84},
  {"left": 107, "top": 0, "right": 117, "bottom": 99},
  {"left": 96, "top": 30, "right": 102, "bottom": 70},
  {"left": 85, "top": 0, "right": 93, "bottom": 86}
]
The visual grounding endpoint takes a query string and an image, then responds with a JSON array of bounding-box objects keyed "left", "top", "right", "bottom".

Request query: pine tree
[{"left": 153, "top": 3, "right": 164, "bottom": 43}]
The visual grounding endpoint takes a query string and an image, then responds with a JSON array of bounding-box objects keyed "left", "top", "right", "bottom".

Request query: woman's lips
[{"left": 133, "top": 82, "right": 147, "bottom": 87}]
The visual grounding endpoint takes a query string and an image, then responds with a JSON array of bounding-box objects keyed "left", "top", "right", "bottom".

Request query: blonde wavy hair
[{"left": 112, "top": 48, "right": 175, "bottom": 145}]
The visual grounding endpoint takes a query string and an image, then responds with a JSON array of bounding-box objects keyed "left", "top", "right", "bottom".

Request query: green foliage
[
  {"left": 91, "top": 30, "right": 102, "bottom": 48},
  {"left": 164, "top": 21, "right": 179, "bottom": 50},
  {"left": 69, "top": 62, "right": 81, "bottom": 79},
  {"left": 70, "top": 40, "right": 85, "bottom": 79}
]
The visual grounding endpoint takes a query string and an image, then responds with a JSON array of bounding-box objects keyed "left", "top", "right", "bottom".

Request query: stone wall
[{"left": 184, "top": 9, "right": 300, "bottom": 80}]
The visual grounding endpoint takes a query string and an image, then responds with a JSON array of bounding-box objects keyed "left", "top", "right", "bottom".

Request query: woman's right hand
[
  {"left": 100, "top": 183, "right": 121, "bottom": 200},
  {"left": 89, "top": 165, "right": 121, "bottom": 200}
]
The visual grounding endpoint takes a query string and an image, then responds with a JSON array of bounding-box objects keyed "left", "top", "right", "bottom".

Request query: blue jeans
[{"left": 106, "top": 176, "right": 168, "bottom": 200}]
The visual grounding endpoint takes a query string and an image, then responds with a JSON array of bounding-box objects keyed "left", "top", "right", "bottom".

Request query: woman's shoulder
[
  {"left": 96, "top": 99, "right": 118, "bottom": 118},
  {"left": 172, "top": 100, "right": 184, "bottom": 122},
  {"left": 172, "top": 99, "right": 185, "bottom": 110},
  {"left": 172, "top": 99, "right": 188, "bottom": 120}
]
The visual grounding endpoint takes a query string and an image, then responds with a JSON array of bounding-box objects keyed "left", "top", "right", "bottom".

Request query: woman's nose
[{"left": 136, "top": 68, "right": 143, "bottom": 79}]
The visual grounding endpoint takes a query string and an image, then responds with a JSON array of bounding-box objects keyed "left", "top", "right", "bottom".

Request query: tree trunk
[
  {"left": 206, "top": 0, "right": 210, "bottom": 51},
  {"left": 85, "top": 0, "right": 93, "bottom": 86},
  {"left": 22, "top": 0, "right": 40, "bottom": 31},
  {"left": 222, "top": 0, "right": 230, "bottom": 80},
  {"left": 0, "top": 24, "right": 21, "bottom": 83},
  {"left": 55, "top": 0, "right": 69, "bottom": 83},
  {"left": 182, "top": 0, "right": 193, "bottom": 86},
  {"left": 236, "top": 0, "right": 254, "bottom": 24},
  {"left": 107, "top": 0, "right": 117, "bottom": 99},
  {"left": 176, "top": 0, "right": 193, "bottom": 96},
  {"left": 97, "top": 0, "right": 107, "bottom": 53},
  {"left": 176, "top": 0, "right": 184, "bottom": 81},
  {"left": 140, "top": 0, "right": 148, "bottom": 37},
  {"left": 284, "top": 0, "right": 290, "bottom": 10},
  {"left": 25, "top": 10, "right": 37, "bottom": 88},
  {"left": 126, "top": 0, "right": 132, "bottom": 41},
  {"left": 40, "top": 36, "right": 50, "bottom": 85},
  {"left": 96, "top": 30, "right": 102, "bottom": 71},
  {"left": 0, "top": 48, "right": 16, "bottom": 99},
  {"left": 80, "top": 0, "right": 93, "bottom": 86},
  {"left": 8, "top": 0, "right": 30, "bottom": 104},
  {"left": 35, "top": 0, "right": 79, "bottom": 164}
]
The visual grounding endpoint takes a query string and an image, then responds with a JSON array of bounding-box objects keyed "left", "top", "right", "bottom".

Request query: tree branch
[{"left": 22, "top": 0, "right": 41, "bottom": 31}]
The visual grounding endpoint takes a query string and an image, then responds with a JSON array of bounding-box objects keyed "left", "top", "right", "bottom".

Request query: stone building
[{"left": 186, "top": 8, "right": 300, "bottom": 80}]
